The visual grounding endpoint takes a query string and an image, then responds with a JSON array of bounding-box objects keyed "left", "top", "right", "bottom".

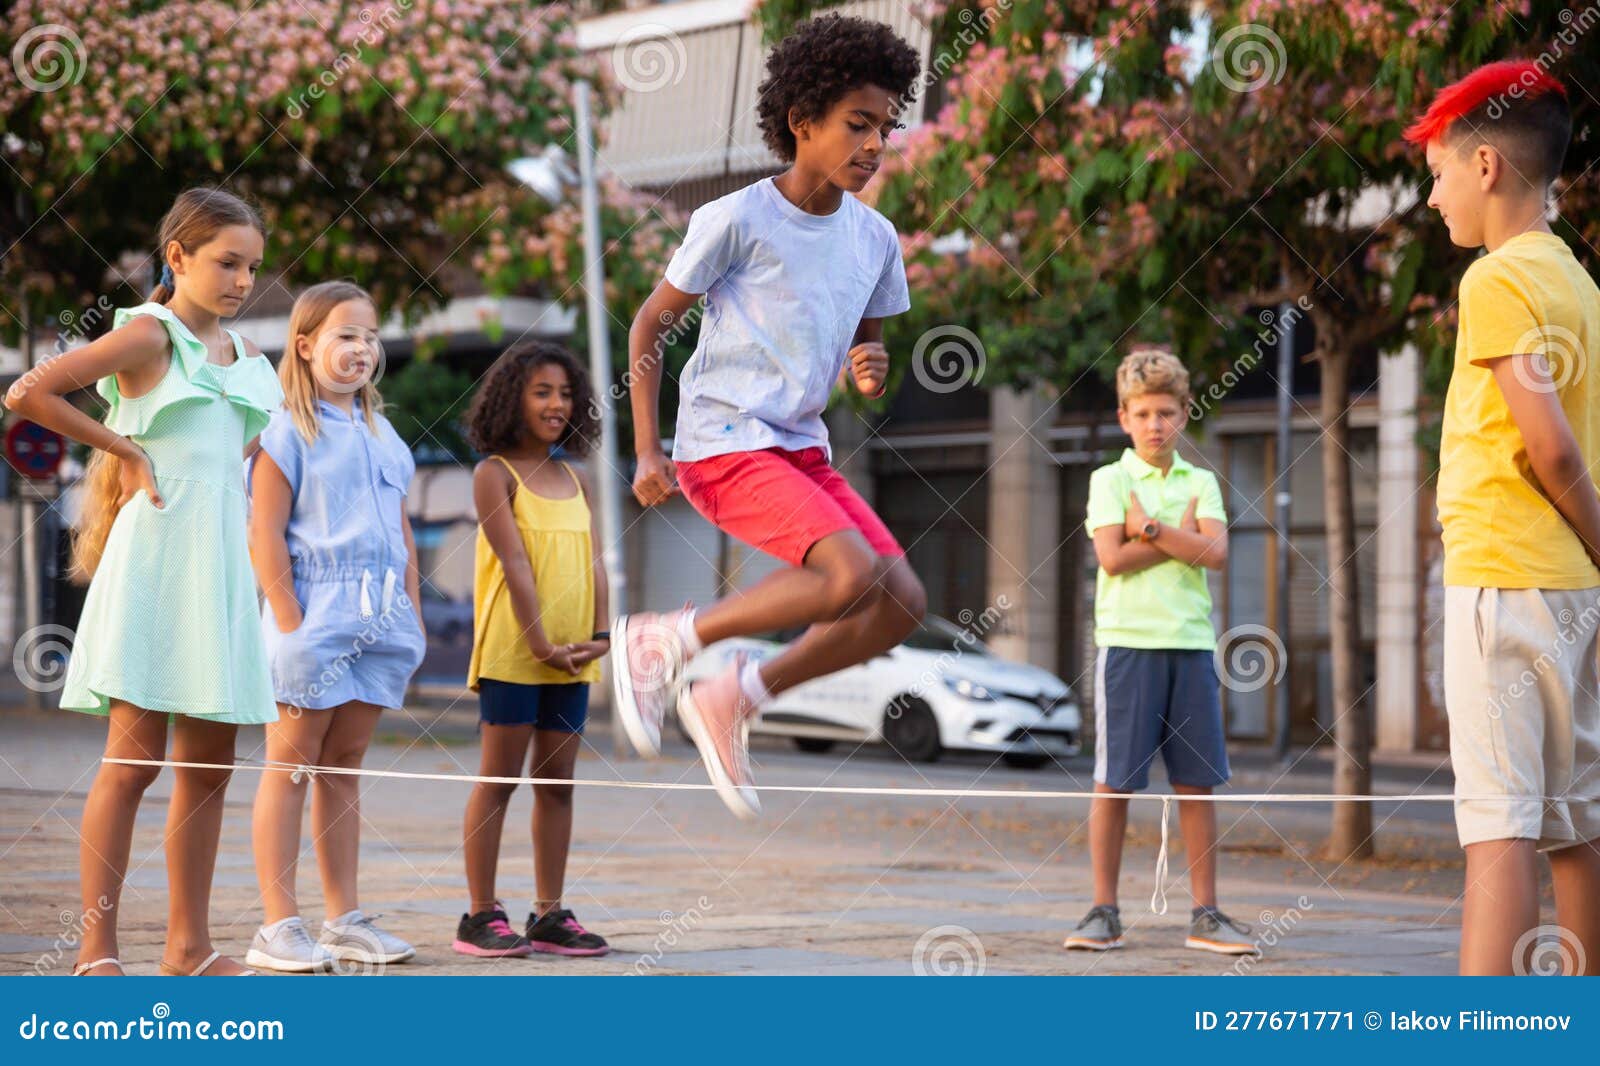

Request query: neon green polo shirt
[{"left": 1084, "top": 448, "right": 1227, "bottom": 650}]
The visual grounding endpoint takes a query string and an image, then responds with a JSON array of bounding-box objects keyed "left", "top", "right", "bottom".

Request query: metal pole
[
  {"left": 573, "top": 79, "right": 629, "bottom": 755},
  {"left": 1272, "top": 299, "right": 1294, "bottom": 762},
  {"left": 20, "top": 299, "right": 41, "bottom": 710}
]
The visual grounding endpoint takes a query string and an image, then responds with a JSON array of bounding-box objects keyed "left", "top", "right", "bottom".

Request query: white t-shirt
[{"left": 664, "top": 177, "right": 911, "bottom": 462}]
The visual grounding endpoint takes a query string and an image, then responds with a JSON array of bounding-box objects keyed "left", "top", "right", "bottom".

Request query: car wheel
[
  {"left": 793, "top": 737, "right": 836, "bottom": 754},
  {"left": 882, "top": 696, "right": 941, "bottom": 763},
  {"left": 1002, "top": 752, "right": 1050, "bottom": 770}
]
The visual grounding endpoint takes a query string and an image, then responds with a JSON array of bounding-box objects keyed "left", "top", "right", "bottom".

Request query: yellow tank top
[{"left": 467, "top": 455, "right": 602, "bottom": 688}]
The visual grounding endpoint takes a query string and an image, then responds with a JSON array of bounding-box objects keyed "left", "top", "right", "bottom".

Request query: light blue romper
[{"left": 250, "top": 398, "right": 426, "bottom": 711}]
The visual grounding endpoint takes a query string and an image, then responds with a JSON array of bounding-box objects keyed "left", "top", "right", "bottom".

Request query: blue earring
[{"left": 159, "top": 263, "right": 175, "bottom": 290}]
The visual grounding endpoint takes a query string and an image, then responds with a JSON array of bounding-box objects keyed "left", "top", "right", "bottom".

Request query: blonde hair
[
  {"left": 280, "top": 280, "right": 385, "bottom": 444},
  {"left": 72, "top": 187, "right": 265, "bottom": 583},
  {"left": 1115, "top": 347, "right": 1190, "bottom": 408}
]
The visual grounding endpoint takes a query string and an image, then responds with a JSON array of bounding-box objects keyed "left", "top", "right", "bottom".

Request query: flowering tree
[
  {"left": 1, "top": 0, "right": 686, "bottom": 453},
  {"left": 767, "top": 0, "right": 1600, "bottom": 860}
]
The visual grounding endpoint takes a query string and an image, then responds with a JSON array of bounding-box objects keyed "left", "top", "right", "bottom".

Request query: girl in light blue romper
[{"left": 245, "top": 281, "right": 426, "bottom": 973}]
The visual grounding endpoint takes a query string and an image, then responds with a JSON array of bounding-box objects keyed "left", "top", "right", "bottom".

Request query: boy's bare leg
[
  {"left": 758, "top": 554, "right": 925, "bottom": 697},
  {"left": 692, "top": 532, "right": 883, "bottom": 645},
  {"left": 1460, "top": 837, "right": 1539, "bottom": 975},
  {"left": 1090, "top": 785, "right": 1132, "bottom": 907},
  {"left": 1175, "top": 783, "right": 1218, "bottom": 909},
  {"left": 1548, "top": 837, "right": 1600, "bottom": 975}
]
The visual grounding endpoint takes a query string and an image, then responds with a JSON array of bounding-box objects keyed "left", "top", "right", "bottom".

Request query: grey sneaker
[
  {"left": 1063, "top": 904, "right": 1124, "bottom": 951},
  {"left": 1185, "top": 907, "right": 1258, "bottom": 955},
  {"left": 320, "top": 909, "right": 416, "bottom": 967},
  {"left": 245, "top": 916, "right": 335, "bottom": 973}
]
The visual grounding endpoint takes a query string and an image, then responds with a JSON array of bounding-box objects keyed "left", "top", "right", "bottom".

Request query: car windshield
[{"left": 899, "top": 616, "right": 991, "bottom": 654}]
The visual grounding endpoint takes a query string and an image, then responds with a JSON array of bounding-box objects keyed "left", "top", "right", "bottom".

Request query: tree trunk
[{"left": 1318, "top": 336, "right": 1373, "bottom": 860}]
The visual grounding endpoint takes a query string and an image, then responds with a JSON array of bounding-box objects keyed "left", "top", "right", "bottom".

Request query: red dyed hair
[{"left": 1403, "top": 59, "right": 1566, "bottom": 145}]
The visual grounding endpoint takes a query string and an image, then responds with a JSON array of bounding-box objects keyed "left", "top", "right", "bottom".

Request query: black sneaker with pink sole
[
  {"left": 525, "top": 908, "right": 610, "bottom": 957},
  {"left": 452, "top": 906, "right": 534, "bottom": 958}
]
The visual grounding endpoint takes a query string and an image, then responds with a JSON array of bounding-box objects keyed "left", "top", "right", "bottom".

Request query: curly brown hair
[
  {"left": 756, "top": 14, "right": 921, "bottom": 162},
  {"left": 464, "top": 340, "right": 596, "bottom": 457}
]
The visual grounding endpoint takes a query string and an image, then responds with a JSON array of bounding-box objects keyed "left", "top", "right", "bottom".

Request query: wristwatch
[{"left": 1139, "top": 518, "right": 1160, "bottom": 543}]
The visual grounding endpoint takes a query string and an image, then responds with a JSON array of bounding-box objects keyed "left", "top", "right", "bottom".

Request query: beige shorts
[{"left": 1443, "top": 585, "right": 1600, "bottom": 849}]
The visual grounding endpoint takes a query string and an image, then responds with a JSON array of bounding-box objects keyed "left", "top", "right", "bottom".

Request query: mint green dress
[{"left": 59, "top": 303, "right": 285, "bottom": 723}]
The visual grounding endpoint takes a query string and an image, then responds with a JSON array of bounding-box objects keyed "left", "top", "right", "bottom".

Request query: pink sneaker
[
  {"left": 678, "top": 651, "right": 761, "bottom": 820},
  {"left": 610, "top": 607, "right": 692, "bottom": 757}
]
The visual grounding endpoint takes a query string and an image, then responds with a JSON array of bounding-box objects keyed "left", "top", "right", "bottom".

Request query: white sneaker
[
  {"left": 245, "top": 916, "right": 335, "bottom": 973},
  {"left": 320, "top": 909, "right": 416, "bottom": 967},
  {"left": 611, "top": 607, "right": 692, "bottom": 757}
]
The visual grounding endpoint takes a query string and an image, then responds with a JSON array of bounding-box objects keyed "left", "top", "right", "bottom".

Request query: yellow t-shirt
[
  {"left": 467, "top": 457, "right": 602, "bottom": 688},
  {"left": 1437, "top": 231, "right": 1600, "bottom": 589}
]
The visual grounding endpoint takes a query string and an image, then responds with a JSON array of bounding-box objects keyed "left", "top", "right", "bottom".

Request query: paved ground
[{"left": 0, "top": 694, "right": 1492, "bottom": 976}]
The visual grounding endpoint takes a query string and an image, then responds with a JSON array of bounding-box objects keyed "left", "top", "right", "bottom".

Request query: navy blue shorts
[
  {"left": 477, "top": 680, "right": 589, "bottom": 733},
  {"left": 1094, "top": 647, "right": 1229, "bottom": 791}
]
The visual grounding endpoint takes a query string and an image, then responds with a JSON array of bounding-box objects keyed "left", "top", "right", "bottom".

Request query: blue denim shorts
[
  {"left": 1093, "top": 647, "right": 1229, "bottom": 791},
  {"left": 477, "top": 679, "right": 588, "bottom": 733}
]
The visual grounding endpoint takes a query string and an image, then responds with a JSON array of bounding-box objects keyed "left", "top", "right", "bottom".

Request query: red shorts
[{"left": 676, "top": 446, "right": 904, "bottom": 567}]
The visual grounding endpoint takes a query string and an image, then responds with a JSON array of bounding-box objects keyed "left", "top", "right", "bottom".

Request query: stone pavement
[{"left": 0, "top": 700, "right": 1480, "bottom": 976}]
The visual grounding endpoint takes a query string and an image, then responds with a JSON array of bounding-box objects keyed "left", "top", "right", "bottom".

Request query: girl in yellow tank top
[{"left": 456, "top": 342, "right": 612, "bottom": 958}]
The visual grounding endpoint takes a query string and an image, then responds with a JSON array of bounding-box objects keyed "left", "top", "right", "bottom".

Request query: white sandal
[
  {"left": 71, "top": 957, "right": 124, "bottom": 976},
  {"left": 160, "top": 950, "right": 257, "bottom": 976}
]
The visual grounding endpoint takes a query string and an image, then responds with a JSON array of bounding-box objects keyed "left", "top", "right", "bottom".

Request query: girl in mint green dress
[{"left": 4, "top": 187, "right": 283, "bottom": 976}]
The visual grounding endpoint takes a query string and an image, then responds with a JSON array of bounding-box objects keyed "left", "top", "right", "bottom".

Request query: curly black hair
[
  {"left": 464, "top": 340, "right": 597, "bottom": 458},
  {"left": 756, "top": 14, "right": 922, "bottom": 163}
]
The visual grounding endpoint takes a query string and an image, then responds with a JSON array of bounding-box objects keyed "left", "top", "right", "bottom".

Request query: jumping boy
[
  {"left": 613, "top": 15, "right": 926, "bottom": 819},
  {"left": 1063, "top": 349, "right": 1254, "bottom": 956},
  {"left": 1406, "top": 59, "right": 1600, "bottom": 975}
]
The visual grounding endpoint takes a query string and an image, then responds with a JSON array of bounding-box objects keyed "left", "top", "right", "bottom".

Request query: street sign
[{"left": 4, "top": 419, "right": 65, "bottom": 480}]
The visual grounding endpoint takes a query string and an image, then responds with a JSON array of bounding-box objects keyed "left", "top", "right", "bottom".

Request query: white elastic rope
[
  {"left": 97, "top": 757, "right": 1532, "bottom": 804},
  {"left": 99, "top": 757, "right": 1553, "bottom": 917},
  {"left": 381, "top": 568, "right": 397, "bottom": 615},
  {"left": 1150, "top": 795, "right": 1172, "bottom": 916},
  {"left": 358, "top": 570, "right": 373, "bottom": 621}
]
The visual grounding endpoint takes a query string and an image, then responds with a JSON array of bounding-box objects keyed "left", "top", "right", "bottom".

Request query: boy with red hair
[{"left": 1406, "top": 59, "right": 1600, "bottom": 975}]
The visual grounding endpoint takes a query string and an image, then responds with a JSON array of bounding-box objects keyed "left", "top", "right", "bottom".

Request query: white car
[{"left": 680, "top": 616, "right": 1082, "bottom": 769}]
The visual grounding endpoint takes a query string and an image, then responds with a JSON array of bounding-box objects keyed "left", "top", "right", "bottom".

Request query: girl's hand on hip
[{"left": 117, "top": 445, "right": 165, "bottom": 509}]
